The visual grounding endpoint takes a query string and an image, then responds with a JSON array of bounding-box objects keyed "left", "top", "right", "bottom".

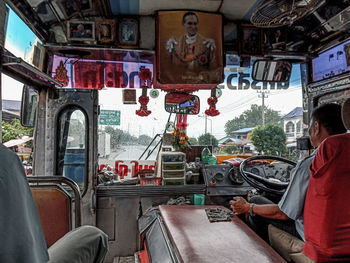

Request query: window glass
[
  {"left": 286, "top": 121, "right": 295, "bottom": 133},
  {"left": 57, "top": 108, "right": 87, "bottom": 191}
]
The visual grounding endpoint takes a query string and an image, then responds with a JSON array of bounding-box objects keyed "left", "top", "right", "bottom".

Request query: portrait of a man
[
  {"left": 157, "top": 11, "right": 223, "bottom": 85},
  {"left": 97, "top": 20, "right": 115, "bottom": 43}
]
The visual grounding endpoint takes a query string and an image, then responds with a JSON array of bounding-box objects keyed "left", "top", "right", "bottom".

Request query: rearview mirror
[
  {"left": 252, "top": 60, "right": 292, "bottom": 82},
  {"left": 165, "top": 92, "right": 200, "bottom": 115},
  {"left": 21, "top": 85, "right": 38, "bottom": 127}
]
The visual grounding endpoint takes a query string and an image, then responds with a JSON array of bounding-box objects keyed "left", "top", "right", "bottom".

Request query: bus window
[{"left": 56, "top": 108, "right": 87, "bottom": 192}]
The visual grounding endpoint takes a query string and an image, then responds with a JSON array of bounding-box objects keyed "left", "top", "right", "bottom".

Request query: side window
[{"left": 56, "top": 107, "right": 87, "bottom": 193}]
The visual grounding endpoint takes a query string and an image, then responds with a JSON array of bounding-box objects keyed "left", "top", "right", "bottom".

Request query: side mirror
[
  {"left": 252, "top": 60, "right": 292, "bottom": 82},
  {"left": 21, "top": 85, "right": 38, "bottom": 127},
  {"left": 165, "top": 92, "right": 200, "bottom": 115}
]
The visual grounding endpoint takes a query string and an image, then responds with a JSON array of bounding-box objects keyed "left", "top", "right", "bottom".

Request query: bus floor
[{"left": 113, "top": 256, "right": 137, "bottom": 263}]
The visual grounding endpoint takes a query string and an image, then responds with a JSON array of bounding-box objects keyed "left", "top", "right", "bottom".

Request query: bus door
[{"left": 33, "top": 87, "right": 98, "bottom": 226}]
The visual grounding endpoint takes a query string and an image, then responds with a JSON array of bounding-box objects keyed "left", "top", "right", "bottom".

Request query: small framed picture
[
  {"left": 97, "top": 19, "right": 115, "bottom": 44},
  {"left": 59, "top": 0, "right": 93, "bottom": 18},
  {"left": 238, "top": 24, "right": 263, "bottom": 57},
  {"left": 118, "top": 18, "right": 139, "bottom": 47},
  {"left": 67, "top": 21, "right": 95, "bottom": 41},
  {"left": 264, "top": 28, "right": 288, "bottom": 52}
]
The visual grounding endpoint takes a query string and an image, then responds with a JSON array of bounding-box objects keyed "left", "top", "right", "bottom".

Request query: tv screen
[{"left": 312, "top": 39, "right": 350, "bottom": 82}]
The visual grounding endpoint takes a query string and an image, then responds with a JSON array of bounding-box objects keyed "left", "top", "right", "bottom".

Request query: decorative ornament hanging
[
  {"left": 205, "top": 89, "right": 220, "bottom": 116},
  {"left": 172, "top": 114, "right": 189, "bottom": 149},
  {"left": 136, "top": 66, "right": 152, "bottom": 117},
  {"left": 54, "top": 60, "right": 69, "bottom": 87}
]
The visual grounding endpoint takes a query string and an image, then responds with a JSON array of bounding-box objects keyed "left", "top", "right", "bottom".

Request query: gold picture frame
[
  {"left": 97, "top": 19, "right": 116, "bottom": 44},
  {"left": 67, "top": 21, "right": 95, "bottom": 41}
]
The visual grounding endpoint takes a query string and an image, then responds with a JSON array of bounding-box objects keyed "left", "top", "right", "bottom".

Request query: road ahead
[{"left": 99, "top": 144, "right": 159, "bottom": 165}]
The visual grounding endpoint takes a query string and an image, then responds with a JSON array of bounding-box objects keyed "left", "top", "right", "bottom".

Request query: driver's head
[
  {"left": 308, "top": 103, "right": 346, "bottom": 147},
  {"left": 182, "top": 12, "right": 199, "bottom": 37}
]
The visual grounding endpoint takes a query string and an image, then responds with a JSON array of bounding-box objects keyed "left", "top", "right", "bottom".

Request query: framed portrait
[
  {"left": 157, "top": 11, "right": 223, "bottom": 85},
  {"left": 59, "top": 0, "right": 93, "bottom": 18},
  {"left": 97, "top": 19, "right": 115, "bottom": 44},
  {"left": 238, "top": 24, "right": 263, "bottom": 57},
  {"left": 118, "top": 18, "right": 139, "bottom": 47},
  {"left": 264, "top": 28, "right": 288, "bottom": 52},
  {"left": 67, "top": 21, "right": 95, "bottom": 41}
]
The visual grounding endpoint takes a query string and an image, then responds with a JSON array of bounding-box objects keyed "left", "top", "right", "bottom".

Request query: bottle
[
  {"left": 201, "top": 146, "right": 211, "bottom": 164},
  {"left": 208, "top": 154, "right": 218, "bottom": 165}
]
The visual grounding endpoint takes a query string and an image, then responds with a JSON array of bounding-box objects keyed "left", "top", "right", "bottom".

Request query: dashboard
[{"left": 202, "top": 162, "right": 294, "bottom": 196}]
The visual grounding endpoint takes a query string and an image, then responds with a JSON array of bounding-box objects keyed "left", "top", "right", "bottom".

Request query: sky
[{"left": 1, "top": 8, "right": 302, "bottom": 140}]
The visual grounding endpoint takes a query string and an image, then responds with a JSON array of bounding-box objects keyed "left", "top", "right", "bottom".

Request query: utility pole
[{"left": 257, "top": 90, "right": 269, "bottom": 126}]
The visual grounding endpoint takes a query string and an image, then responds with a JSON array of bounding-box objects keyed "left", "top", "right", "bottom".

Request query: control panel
[{"left": 202, "top": 164, "right": 252, "bottom": 196}]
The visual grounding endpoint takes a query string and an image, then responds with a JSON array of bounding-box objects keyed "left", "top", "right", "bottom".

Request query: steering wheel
[{"left": 239, "top": 155, "right": 296, "bottom": 195}]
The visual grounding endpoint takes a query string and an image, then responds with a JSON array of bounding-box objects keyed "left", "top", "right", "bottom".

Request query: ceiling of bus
[
  {"left": 3, "top": 0, "right": 265, "bottom": 44},
  {"left": 4, "top": 0, "right": 350, "bottom": 55}
]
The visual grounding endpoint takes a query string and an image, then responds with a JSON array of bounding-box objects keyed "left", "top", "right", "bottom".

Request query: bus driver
[{"left": 230, "top": 103, "right": 347, "bottom": 242}]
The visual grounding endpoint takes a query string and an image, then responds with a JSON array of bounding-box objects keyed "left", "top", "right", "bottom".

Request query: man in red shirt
[{"left": 303, "top": 99, "right": 350, "bottom": 262}]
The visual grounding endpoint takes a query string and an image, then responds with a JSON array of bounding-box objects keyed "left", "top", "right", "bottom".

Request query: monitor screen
[{"left": 312, "top": 39, "right": 350, "bottom": 82}]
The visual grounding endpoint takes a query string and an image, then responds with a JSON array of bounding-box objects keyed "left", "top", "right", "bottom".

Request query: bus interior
[{"left": 1, "top": 0, "right": 350, "bottom": 262}]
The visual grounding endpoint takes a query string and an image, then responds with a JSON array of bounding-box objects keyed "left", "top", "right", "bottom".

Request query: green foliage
[
  {"left": 225, "top": 104, "right": 281, "bottom": 136},
  {"left": 2, "top": 119, "right": 34, "bottom": 143},
  {"left": 188, "top": 137, "right": 198, "bottom": 145},
  {"left": 223, "top": 145, "right": 238, "bottom": 154},
  {"left": 138, "top": 134, "right": 153, "bottom": 146},
  {"left": 198, "top": 133, "right": 218, "bottom": 147},
  {"left": 104, "top": 126, "right": 137, "bottom": 149},
  {"left": 250, "top": 124, "right": 287, "bottom": 156}
]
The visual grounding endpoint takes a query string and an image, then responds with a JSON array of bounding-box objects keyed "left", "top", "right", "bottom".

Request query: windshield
[{"left": 97, "top": 62, "right": 302, "bottom": 175}]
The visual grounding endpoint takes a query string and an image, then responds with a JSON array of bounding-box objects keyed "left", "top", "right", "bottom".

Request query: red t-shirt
[{"left": 303, "top": 133, "right": 350, "bottom": 262}]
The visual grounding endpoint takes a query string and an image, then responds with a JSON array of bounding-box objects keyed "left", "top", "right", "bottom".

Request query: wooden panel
[{"left": 159, "top": 205, "right": 286, "bottom": 263}]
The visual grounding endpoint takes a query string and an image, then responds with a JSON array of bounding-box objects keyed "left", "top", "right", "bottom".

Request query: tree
[
  {"left": 225, "top": 104, "right": 281, "bottom": 136},
  {"left": 138, "top": 134, "right": 152, "bottom": 146},
  {"left": 223, "top": 145, "right": 238, "bottom": 154},
  {"left": 2, "top": 119, "right": 34, "bottom": 143},
  {"left": 250, "top": 124, "right": 287, "bottom": 156},
  {"left": 103, "top": 126, "right": 137, "bottom": 149},
  {"left": 188, "top": 137, "right": 198, "bottom": 145},
  {"left": 198, "top": 133, "right": 218, "bottom": 147}
]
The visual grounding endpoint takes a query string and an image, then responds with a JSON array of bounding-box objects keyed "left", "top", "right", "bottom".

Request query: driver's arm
[{"left": 230, "top": 197, "right": 289, "bottom": 220}]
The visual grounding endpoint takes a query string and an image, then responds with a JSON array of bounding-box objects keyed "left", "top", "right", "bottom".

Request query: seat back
[
  {"left": 28, "top": 176, "right": 81, "bottom": 247},
  {"left": 303, "top": 133, "right": 350, "bottom": 262}
]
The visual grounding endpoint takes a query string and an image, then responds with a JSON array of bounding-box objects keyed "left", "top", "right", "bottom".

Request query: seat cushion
[{"left": 268, "top": 224, "right": 305, "bottom": 262}]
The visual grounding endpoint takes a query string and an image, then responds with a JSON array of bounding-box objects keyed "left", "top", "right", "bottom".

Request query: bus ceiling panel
[{"left": 111, "top": 0, "right": 258, "bottom": 20}]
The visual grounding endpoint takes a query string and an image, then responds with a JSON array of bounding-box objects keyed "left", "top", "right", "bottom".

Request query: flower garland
[{"left": 172, "top": 114, "right": 190, "bottom": 150}]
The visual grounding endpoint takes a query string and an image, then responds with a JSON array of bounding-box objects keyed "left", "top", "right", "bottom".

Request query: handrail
[{"left": 27, "top": 176, "right": 82, "bottom": 228}]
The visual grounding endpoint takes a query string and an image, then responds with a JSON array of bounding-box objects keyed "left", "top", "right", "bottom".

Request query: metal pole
[
  {"left": 262, "top": 92, "right": 265, "bottom": 126},
  {"left": 210, "top": 118, "right": 212, "bottom": 146},
  {"left": 205, "top": 114, "right": 207, "bottom": 134},
  {"left": 258, "top": 90, "right": 268, "bottom": 126},
  {"left": 0, "top": 2, "right": 7, "bottom": 142}
]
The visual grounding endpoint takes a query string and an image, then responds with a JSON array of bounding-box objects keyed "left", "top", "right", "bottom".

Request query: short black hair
[
  {"left": 312, "top": 103, "right": 347, "bottom": 135},
  {"left": 182, "top": 12, "right": 198, "bottom": 24}
]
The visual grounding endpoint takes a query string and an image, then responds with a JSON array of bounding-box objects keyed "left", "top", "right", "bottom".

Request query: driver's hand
[
  {"left": 229, "top": 197, "right": 249, "bottom": 215},
  {"left": 166, "top": 37, "right": 178, "bottom": 53}
]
